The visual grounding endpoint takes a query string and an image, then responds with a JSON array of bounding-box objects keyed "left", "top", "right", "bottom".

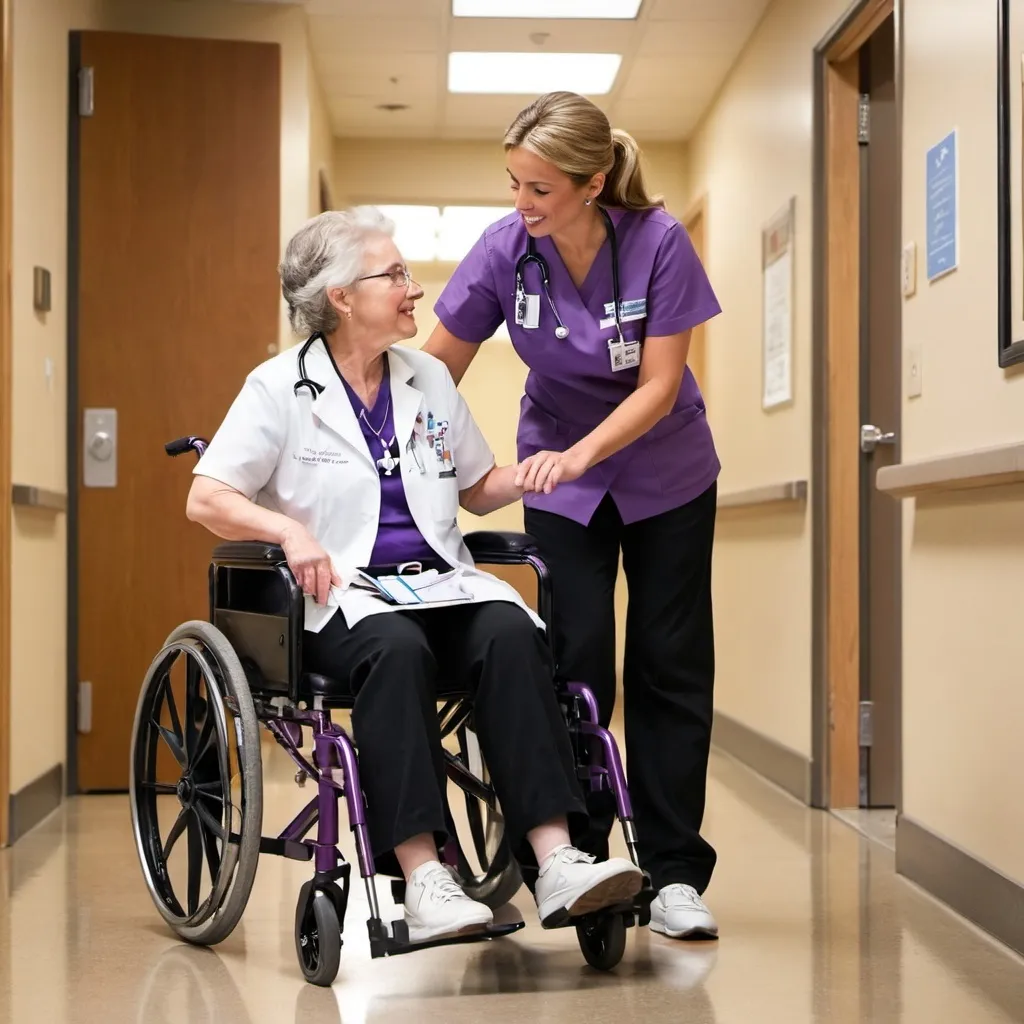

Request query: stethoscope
[
  {"left": 292, "top": 331, "right": 428, "bottom": 474},
  {"left": 514, "top": 205, "right": 624, "bottom": 344}
]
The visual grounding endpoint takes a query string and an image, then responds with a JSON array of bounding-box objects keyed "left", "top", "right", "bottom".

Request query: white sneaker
[
  {"left": 534, "top": 845, "right": 643, "bottom": 926},
  {"left": 403, "top": 861, "right": 494, "bottom": 943},
  {"left": 649, "top": 884, "right": 719, "bottom": 939}
]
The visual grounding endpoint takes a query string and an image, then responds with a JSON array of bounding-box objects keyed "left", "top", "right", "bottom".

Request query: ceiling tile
[
  {"left": 448, "top": 19, "right": 638, "bottom": 52},
  {"left": 635, "top": 19, "right": 751, "bottom": 57},
  {"left": 305, "top": 0, "right": 447, "bottom": 16},
  {"left": 307, "top": 16, "right": 444, "bottom": 54},
  {"left": 646, "top": 0, "right": 769, "bottom": 21}
]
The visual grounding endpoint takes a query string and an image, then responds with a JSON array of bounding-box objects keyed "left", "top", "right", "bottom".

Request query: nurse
[{"left": 424, "top": 91, "right": 722, "bottom": 940}]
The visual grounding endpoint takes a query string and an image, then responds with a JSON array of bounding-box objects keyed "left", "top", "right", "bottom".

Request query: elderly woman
[{"left": 186, "top": 207, "right": 642, "bottom": 944}]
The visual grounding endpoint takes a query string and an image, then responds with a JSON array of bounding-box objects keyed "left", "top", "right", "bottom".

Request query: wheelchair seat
[{"left": 299, "top": 671, "right": 471, "bottom": 706}]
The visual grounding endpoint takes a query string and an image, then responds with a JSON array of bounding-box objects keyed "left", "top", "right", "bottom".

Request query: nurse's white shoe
[
  {"left": 649, "top": 884, "right": 719, "bottom": 939},
  {"left": 403, "top": 861, "right": 494, "bottom": 943},
  {"left": 534, "top": 845, "right": 644, "bottom": 926}
]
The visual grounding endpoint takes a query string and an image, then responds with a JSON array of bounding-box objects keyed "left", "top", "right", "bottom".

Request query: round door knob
[{"left": 88, "top": 431, "right": 113, "bottom": 461}]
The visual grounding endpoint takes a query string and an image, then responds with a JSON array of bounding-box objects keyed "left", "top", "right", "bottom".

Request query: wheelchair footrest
[
  {"left": 261, "top": 836, "right": 314, "bottom": 861},
  {"left": 367, "top": 917, "right": 524, "bottom": 959}
]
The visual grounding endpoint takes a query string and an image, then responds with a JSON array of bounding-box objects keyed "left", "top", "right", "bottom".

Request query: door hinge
[
  {"left": 859, "top": 700, "right": 874, "bottom": 747},
  {"left": 78, "top": 66, "right": 94, "bottom": 117},
  {"left": 78, "top": 681, "right": 93, "bottom": 734},
  {"left": 858, "top": 94, "right": 870, "bottom": 144}
]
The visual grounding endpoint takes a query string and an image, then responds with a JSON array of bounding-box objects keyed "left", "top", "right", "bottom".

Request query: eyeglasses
[{"left": 357, "top": 265, "right": 414, "bottom": 289}]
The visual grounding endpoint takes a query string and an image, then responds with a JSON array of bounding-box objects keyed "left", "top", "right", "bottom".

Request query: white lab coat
[{"left": 194, "top": 339, "right": 541, "bottom": 633}]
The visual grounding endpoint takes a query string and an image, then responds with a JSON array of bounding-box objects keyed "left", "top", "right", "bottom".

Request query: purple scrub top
[
  {"left": 339, "top": 361, "right": 436, "bottom": 567},
  {"left": 435, "top": 207, "right": 722, "bottom": 526}
]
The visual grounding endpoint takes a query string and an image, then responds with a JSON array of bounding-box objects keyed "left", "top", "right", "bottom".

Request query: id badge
[
  {"left": 515, "top": 286, "right": 541, "bottom": 329},
  {"left": 608, "top": 338, "right": 641, "bottom": 372}
]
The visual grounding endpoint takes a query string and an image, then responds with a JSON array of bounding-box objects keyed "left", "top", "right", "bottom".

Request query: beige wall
[
  {"left": 899, "top": 0, "right": 1024, "bottom": 884},
  {"left": 7, "top": 0, "right": 318, "bottom": 795},
  {"left": 684, "top": 0, "right": 851, "bottom": 759}
]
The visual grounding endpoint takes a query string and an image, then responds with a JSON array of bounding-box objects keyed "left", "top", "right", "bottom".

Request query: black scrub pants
[
  {"left": 302, "top": 601, "right": 587, "bottom": 867},
  {"left": 523, "top": 482, "right": 718, "bottom": 894}
]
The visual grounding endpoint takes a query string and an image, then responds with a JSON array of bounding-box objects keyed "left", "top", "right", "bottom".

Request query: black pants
[
  {"left": 524, "top": 483, "right": 718, "bottom": 893},
  {"left": 302, "top": 601, "right": 587, "bottom": 867}
]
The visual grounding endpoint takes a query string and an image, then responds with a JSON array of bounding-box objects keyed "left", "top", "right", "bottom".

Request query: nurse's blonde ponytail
[{"left": 503, "top": 92, "right": 663, "bottom": 212}]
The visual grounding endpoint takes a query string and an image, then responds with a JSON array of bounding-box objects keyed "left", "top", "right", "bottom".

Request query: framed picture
[
  {"left": 762, "top": 197, "right": 796, "bottom": 409},
  {"left": 997, "top": 0, "right": 1024, "bottom": 366}
]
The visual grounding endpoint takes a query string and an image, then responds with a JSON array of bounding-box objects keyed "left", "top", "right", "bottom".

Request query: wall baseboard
[
  {"left": 8, "top": 763, "right": 63, "bottom": 844},
  {"left": 711, "top": 710, "right": 811, "bottom": 804},
  {"left": 896, "top": 814, "right": 1024, "bottom": 958}
]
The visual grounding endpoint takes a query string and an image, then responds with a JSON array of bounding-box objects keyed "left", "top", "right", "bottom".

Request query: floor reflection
[{"left": 2, "top": 741, "right": 1023, "bottom": 1023}]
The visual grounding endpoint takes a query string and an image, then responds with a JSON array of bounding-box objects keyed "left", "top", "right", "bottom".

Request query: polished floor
[{"left": 3, "top": 739, "right": 1024, "bottom": 1024}]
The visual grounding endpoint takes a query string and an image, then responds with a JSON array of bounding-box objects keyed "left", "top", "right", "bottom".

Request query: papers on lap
[{"left": 349, "top": 566, "right": 473, "bottom": 606}]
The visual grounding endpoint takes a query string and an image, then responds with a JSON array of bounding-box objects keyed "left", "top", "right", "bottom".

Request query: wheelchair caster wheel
[
  {"left": 295, "top": 890, "right": 342, "bottom": 987},
  {"left": 576, "top": 912, "right": 627, "bottom": 971}
]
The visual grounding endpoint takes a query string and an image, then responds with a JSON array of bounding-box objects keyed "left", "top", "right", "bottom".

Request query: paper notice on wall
[{"left": 762, "top": 248, "right": 793, "bottom": 408}]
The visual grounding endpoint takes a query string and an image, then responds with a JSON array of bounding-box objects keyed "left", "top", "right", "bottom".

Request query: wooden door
[
  {"left": 0, "top": 0, "right": 11, "bottom": 845},
  {"left": 860, "top": 15, "right": 901, "bottom": 807},
  {"left": 71, "top": 32, "right": 281, "bottom": 792}
]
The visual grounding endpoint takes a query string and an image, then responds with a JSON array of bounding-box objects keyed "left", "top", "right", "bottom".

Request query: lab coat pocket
[{"left": 429, "top": 477, "right": 461, "bottom": 521}]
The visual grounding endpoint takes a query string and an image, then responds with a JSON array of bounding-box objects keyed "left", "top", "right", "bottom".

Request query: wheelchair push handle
[{"left": 165, "top": 435, "right": 209, "bottom": 460}]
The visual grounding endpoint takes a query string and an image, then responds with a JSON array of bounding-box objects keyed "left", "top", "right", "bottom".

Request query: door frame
[
  {"left": 682, "top": 194, "right": 709, "bottom": 389},
  {"left": 811, "top": 0, "right": 902, "bottom": 809},
  {"left": 65, "top": 32, "right": 84, "bottom": 794},
  {"left": 0, "top": 0, "right": 12, "bottom": 845}
]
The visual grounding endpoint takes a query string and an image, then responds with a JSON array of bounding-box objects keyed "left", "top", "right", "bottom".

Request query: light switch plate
[
  {"left": 907, "top": 343, "right": 923, "bottom": 398},
  {"left": 902, "top": 242, "right": 917, "bottom": 298}
]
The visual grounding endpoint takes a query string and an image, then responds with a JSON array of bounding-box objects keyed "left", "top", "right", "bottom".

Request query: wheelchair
[{"left": 129, "top": 435, "right": 655, "bottom": 987}]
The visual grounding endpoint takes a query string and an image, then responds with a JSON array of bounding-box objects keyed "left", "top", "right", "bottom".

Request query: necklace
[{"left": 358, "top": 396, "right": 398, "bottom": 475}]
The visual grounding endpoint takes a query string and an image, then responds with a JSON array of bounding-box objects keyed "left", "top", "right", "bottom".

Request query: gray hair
[{"left": 279, "top": 206, "right": 395, "bottom": 336}]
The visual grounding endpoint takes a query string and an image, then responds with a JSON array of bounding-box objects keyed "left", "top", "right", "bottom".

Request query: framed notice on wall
[{"left": 762, "top": 197, "right": 795, "bottom": 410}]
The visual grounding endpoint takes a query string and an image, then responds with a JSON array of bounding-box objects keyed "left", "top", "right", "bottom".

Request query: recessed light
[
  {"left": 453, "top": 0, "right": 642, "bottom": 18},
  {"left": 447, "top": 52, "right": 622, "bottom": 95},
  {"left": 376, "top": 103, "right": 410, "bottom": 112}
]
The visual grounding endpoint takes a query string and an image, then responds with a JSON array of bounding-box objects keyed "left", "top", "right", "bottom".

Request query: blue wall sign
[{"left": 926, "top": 129, "right": 958, "bottom": 281}]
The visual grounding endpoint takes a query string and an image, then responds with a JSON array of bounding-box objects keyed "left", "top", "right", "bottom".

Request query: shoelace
[
  {"left": 661, "top": 883, "right": 705, "bottom": 909},
  {"left": 422, "top": 865, "right": 469, "bottom": 904}
]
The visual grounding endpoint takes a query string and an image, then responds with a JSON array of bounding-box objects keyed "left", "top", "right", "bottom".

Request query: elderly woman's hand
[{"left": 280, "top": 523, "right": 342, "bottom": 605}]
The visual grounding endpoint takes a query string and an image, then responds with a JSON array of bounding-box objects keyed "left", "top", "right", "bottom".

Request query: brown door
[
  {"left": 858, "top": 15, "right": 901, "bottom": 808},
  {"left": 71, "top": 31, "right": 281, "bottom": 792}
]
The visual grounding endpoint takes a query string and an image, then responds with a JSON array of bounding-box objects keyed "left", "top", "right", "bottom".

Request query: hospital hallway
[{"left": 2, "top": 734, "right": 1023, "bottom": 1024}]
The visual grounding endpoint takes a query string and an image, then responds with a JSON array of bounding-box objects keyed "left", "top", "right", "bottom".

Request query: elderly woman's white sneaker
[
  {"left": 649, "top": 884, "right": 719, "bottom": 939},
  {"left": 403, "top": 861, "right": 493, "bottom": 943},
  {"left": 534, "top": 845, "right": 643, "bottom": 925}
]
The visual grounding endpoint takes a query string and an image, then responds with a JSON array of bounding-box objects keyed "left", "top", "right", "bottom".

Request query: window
[{"left": 377, "top": 204, "right": 513, "bottom": 263}]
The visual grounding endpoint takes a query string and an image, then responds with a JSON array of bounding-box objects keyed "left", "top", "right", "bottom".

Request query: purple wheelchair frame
[{"left": 171, "top": 435, "right": 645, "bottom": 958}]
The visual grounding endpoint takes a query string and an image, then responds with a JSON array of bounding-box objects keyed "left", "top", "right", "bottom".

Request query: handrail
[
  {"left": 875, "top": 442, "right": 1024, "bottom": 498},
  {"left": 718, "top": 480, "right": 808, "bottom": 510},
  {"left": 11, "top": 484, "right": 66, "bottom": 512}
]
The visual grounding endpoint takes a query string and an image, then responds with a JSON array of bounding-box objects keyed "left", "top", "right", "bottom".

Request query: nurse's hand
[
  {"left": 280, "top": 523, "right": 342, "bottom": 605},
  {"left": 515, "top": 449, "right": 588, "bottom": 495}
]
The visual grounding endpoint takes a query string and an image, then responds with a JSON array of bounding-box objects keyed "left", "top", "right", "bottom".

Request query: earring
[
  {"left": 584, "top": 198, "right": 592, "bottom": 206},
  {"left": 345, "top": 310, "right": 352, "bottom": 320}
]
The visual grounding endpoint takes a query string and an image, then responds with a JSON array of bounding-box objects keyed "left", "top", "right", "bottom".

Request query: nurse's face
[
  {"left": 506, "top": 146, "right": 600, "bottom": 239},
  {"left": 342, "top": 232, "right": 424, "bottom": 345}
]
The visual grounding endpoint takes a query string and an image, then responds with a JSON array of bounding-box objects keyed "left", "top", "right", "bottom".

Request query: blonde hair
[{"left": 503, "top": 91, "right": 663, "bottom": 211}]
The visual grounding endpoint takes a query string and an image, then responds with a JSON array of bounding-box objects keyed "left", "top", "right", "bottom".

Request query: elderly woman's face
[{"left": 344, "top": 232, "right": 423, "bottom": 344}]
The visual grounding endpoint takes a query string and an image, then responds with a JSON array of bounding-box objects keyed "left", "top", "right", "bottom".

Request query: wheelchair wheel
[
  {"left": 451, "top": 724, "right": 522, "bottom": 909},
  {"left": 130, "top": 619, "right": 263, "bottom": 946},
  {"left": 576, "top": 913, "right": 627, "bottom": 971},
  {"left": 295, "top": 889, "right": 342, "bottom": 987}
]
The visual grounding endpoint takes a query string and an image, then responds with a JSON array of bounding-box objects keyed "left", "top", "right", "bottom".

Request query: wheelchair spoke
[
  {"left": 162, "top": 675, "right": 184, "bottom": 750},
  {"left": 190, "top": 704, "right": 217, "bottom": 769},
  {"left": 141, "top": 781, "right": 178, "bottom": 795},
  {"left": 199, "top": 814, "right": 222, "bottom": 882},
  {"left": 194, "top": 799, "right": 225, "bottom": 840},
  {"left": 155, "top": 723, "right": 188, "bottom": 770},
  {"left": 195, "top": 782, "right": 224, "bottom": 798},
  {"left": 186, "top": 811, "right": 203, "bottom": 916},
  {"left": 184, "top": 658, "right": 201, "bottom": 763},
  {"left": 163, "top": 806, "right": 190, "bottom": 860}
]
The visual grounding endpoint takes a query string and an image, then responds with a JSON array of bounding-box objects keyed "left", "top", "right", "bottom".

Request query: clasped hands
[{"left": 513, "top": 447, "right": 589, "bottom": 496}]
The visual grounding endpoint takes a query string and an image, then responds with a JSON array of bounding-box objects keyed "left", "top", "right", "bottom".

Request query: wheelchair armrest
[
  {"left": 464, "top": 530, "right": 539, "bottom": 564},
  {"left": 211, "top": 541, "right": 287, "bottom": 565}
]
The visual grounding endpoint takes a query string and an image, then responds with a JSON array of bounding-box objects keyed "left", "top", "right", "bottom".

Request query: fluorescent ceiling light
[
  {"left": 448, "top": 52, "right": 622, "bottom": 95},
  {"left": 453, "top": 0, "right": 642, "bottom": 18}
]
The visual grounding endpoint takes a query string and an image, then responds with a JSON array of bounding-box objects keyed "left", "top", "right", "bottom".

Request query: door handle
[
  {"left": 860, "top": 423, "right": 896, "bottom": 453},
  {"left": 83, "top": 408, "right": 118, "bottom": 487}
]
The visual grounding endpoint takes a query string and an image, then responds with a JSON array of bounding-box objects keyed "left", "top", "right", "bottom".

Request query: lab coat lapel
[
  {"left": 388, "top": 347, "right": 423, "bottom": 449},
  {"left": 303, "top": 343, "right": 375, "bottom": 468}
]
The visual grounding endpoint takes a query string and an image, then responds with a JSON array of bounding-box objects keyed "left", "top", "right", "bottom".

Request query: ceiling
[{"left": 298, "top": 0, "right": 773, "bottom": 142}]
